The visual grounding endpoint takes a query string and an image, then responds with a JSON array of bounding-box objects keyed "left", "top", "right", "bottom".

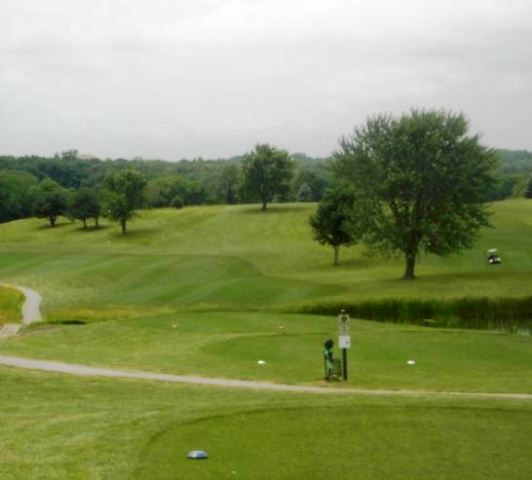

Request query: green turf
[
  {"left": 0, "top": 285, "right": 23, "bottom": 325},
  {"left": 143, "top": 403, "right": 532, "bottom": 480},
  {"left": 1, "top": 200, "right": 532, "bottom": 478},
  {"left": 1, "top": 312, "right": 530, "bottom": 393},
  {"left": 0, "top": 200, "right": 531, "bottom": 391},
  {"left": 0, "top": 200, "right": 532, "bottom": 314},
  {"left": 1, "top": 367, "right": 531, "bottom": 480}
]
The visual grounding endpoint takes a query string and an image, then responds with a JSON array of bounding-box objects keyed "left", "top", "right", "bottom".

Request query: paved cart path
[
  {"left": 0, "top": 354, "right": 531, "bottom": 400},
  {"left": 0, "top": 284, "right": 41, "bottom": 338},
  {"left": 0, "top": 284, "right": 531, "bottom": 400}
]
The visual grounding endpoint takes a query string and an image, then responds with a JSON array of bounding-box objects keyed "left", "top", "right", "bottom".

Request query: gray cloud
[{"left": 1, "top": 0, "right": 531, "bottom": 159}]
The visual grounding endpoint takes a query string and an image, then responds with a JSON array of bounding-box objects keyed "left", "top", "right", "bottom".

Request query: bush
[{"left": 171, "top": 196, "right": 184, "bottom": 209}]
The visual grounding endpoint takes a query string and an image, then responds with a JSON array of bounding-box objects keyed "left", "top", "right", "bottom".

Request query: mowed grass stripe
[{"left": 2, "top": 200, "right": 532, "bottom": 309}]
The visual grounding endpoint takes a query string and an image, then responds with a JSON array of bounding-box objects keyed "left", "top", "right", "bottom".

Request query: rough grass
[
  {"left": 297, "top": 296, "right": 532, "bottom": 330},
  {"left": 0, "top": 285, "right": 23, "bottom": 324}
]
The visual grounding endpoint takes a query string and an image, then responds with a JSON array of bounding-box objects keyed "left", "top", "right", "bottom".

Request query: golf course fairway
[{"left": 0, "top": 200, "right": 531, "bottom": 478}]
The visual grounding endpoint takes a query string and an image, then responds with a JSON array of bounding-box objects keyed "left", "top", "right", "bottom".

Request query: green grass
[
  {"left": 0, "top": 285, "right": 23, "bottom": 324},
  {"left": 1, "top": 200, "right": 532, "bottom": 315},
  {"left": 148, "top": 403, "right": 531, "bottom": 480},
  {"left": 0, "top": 200, "right": 531, "bottom": 392},
  {"left": 1, "top": 366, "right": 531, "bottom": 480},
  {"left": 1, "top": 312, "right": 530, "bottom": 393},
  {"left": 1, "top": 200, "right": 532, "bottom": 478}
]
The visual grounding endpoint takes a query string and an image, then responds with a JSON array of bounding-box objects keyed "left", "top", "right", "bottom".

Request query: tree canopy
[
  {"left": 32, "top": 178, "right": 68, "bottom": 227},
  {"left": 309, "top": 187, "right": 359, "bottom": 265},
  {"left": 241, "top": 144, "right": 294, "bottom": 210},
  {"left": 144, "top": 174, "right": 204, "bottom": 208},
  {"left": 103, "top": 170, "right": 146, "bottom": 234},
  {"left": 0, "top": 170, "right": 38, "bottom": 223},
  {"left": 333, "top": 110, "right": 498, "bottom": 279},
  {"left": 2, "top": 144, "right": 527, "bottom": 226},
  {"left": 67, "top": 188, "right": 101, "bottom": 228}
]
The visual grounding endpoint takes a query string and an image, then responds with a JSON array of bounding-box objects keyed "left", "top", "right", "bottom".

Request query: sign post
[{"left": 337, "top": 309, "right": 351, "bottom": 381}]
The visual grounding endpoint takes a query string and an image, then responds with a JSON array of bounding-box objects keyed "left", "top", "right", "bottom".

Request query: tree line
[
  {"left": 1, "top": 110, "right": 531, "bottom": 276},
  {"left": 2, "top": 142, "right": 529, "bottom": 227},
  {"left": 0, "top": 148, "right": 328, "bottom": 225},
  {"left": 491, "top": 149, "right": 532, "bottom": 200}
]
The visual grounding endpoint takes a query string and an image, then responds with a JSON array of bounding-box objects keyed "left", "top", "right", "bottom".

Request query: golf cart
[{"left": 486, "top": 248, "right": 502, "bottom": 265}]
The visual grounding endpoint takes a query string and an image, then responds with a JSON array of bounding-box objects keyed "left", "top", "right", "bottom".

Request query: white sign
[
  {"left": 338, "top": 335, "right": 351, "bottom": 349},
  {"left": 337, "top": 312, "right": 350, "bottom": 335}
]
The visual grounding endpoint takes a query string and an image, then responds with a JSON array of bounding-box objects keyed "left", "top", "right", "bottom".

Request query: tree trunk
[
  {"left": 121, "top": 218, "right": 127, "bottom": 235},
  {"left": 49, "top": 216, "right": 56, "bottom": 227},
  {"left": 95, "top": 216, "right": 99, "bottom": 228},
  {"left": 403, "top": 253, "right": 416, "bottom": 280},
  {"left": 82, "top": 218, "right": 87, "bottom": 229},
  {"left": 261, "top": 201, "right": 267, "bottom": 211},
  {"left": 333, "top": 245, "right": 340, "bottom": 266}
]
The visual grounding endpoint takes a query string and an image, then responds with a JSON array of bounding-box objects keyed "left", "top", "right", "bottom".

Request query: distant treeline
[
  {"left": 494, "top": 149, "right": 532, "bottom": 199},
  {"left": 0, "top": 148, "right": 530, "bottom": 224},
  {"left": 0, "top": 150, "right": 329, "bottom": 223}
]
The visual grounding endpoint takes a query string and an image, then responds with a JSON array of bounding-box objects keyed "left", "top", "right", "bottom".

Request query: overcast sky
[{"left": 1, "top": 0, "right": 531, "bottom": 160}]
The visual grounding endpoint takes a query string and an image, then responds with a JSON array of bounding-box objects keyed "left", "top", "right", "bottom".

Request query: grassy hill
[{"left": 1, "top": 200, "right": 532, "bottom": 315}]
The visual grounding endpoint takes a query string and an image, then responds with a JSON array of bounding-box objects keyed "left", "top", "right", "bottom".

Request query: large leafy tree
[
  {"left": 67, "top": 188, "right": 101, "bottom": 229},
  {"left": 241, "top": 144, "right": 294, "bottom": 211},
  {"left": 0, "top": 170, "right": 38, "bottom": 223},
  {"left": 103, "top": 170, "right": 146, "bottom": 234},
  {"left": 333, "top": 110, "right": 497, "bottom": 279},
  {"left": 216, "top": 164, "right": 240, "bottom": 204},
  {"left": 32, "top": 178, "right": 68, "bottom": 227},
  {"left": 309, "top": 187, "right": 359, "bottom": 265}
]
